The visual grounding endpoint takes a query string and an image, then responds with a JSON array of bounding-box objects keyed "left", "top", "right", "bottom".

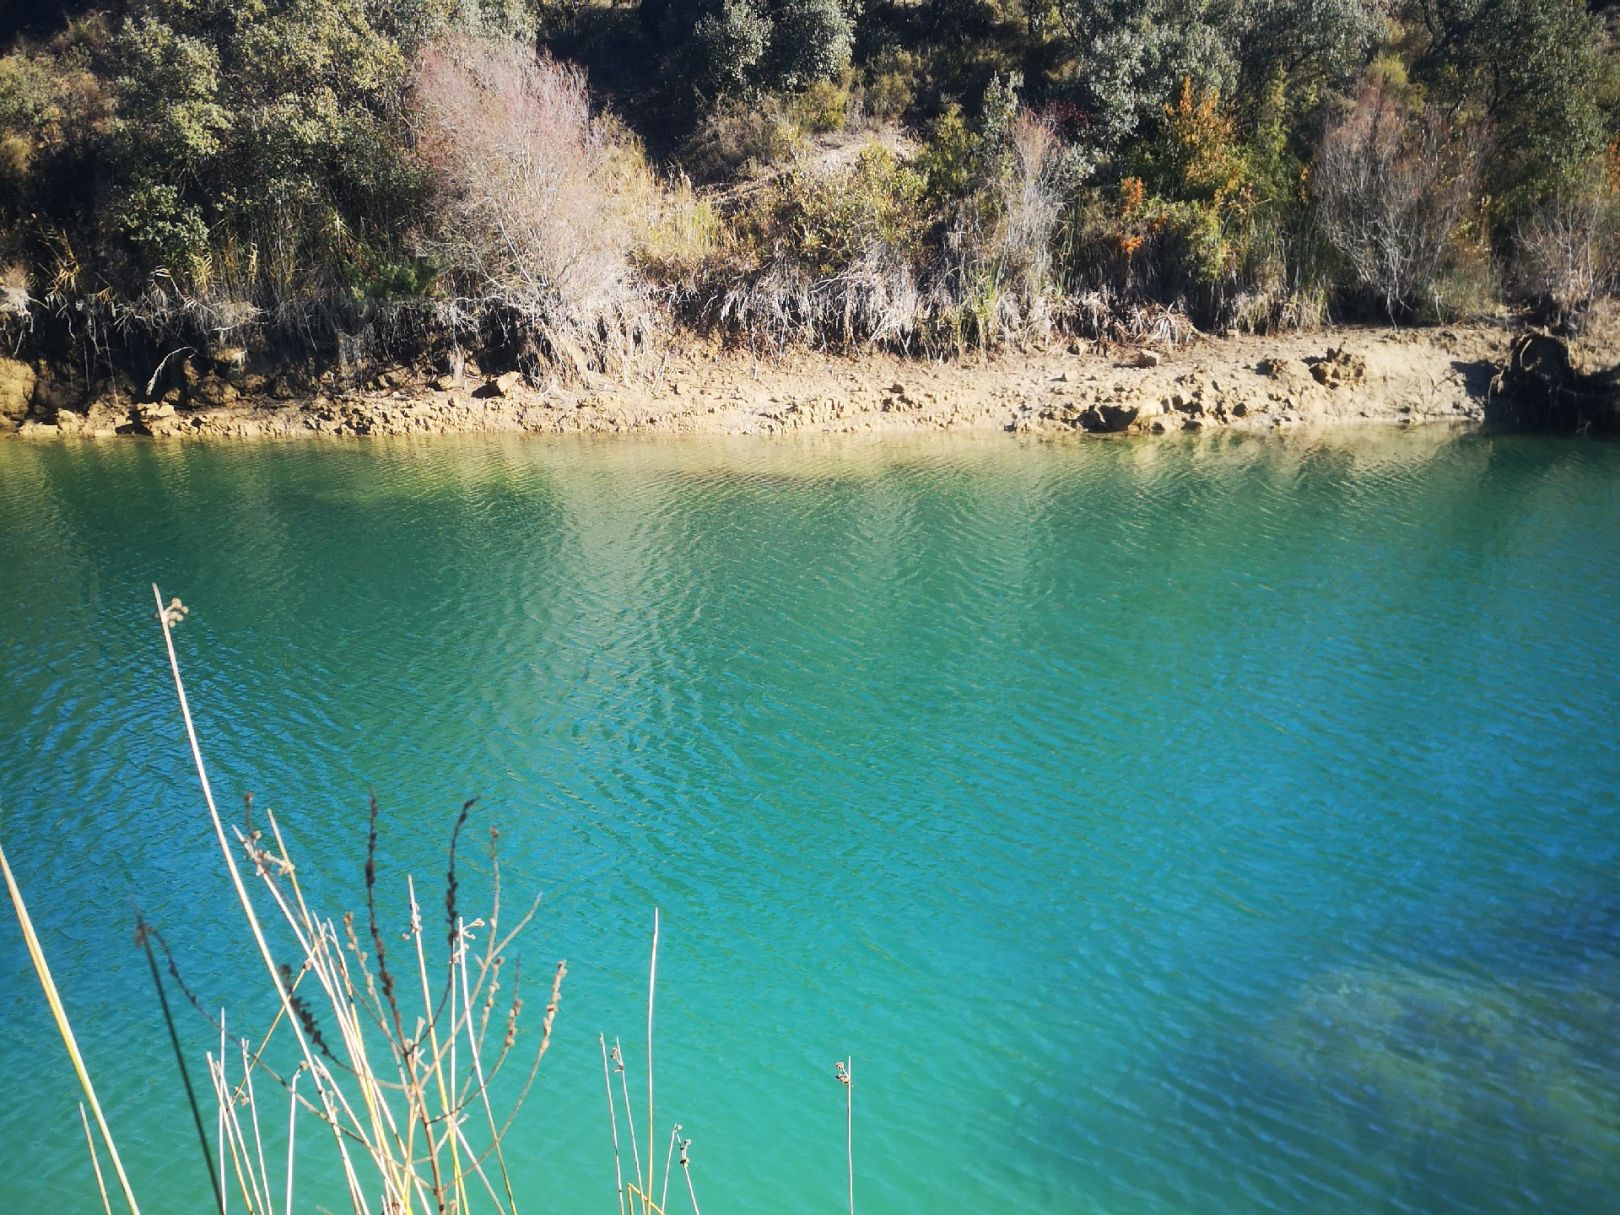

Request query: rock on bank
[{"left": 5, "top": 326, "right": 1508, "bottom": 441}]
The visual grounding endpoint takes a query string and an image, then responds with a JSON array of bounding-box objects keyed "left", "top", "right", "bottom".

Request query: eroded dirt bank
[{"left": 8, "top": 325, "right": 1510, "bottom": 441}]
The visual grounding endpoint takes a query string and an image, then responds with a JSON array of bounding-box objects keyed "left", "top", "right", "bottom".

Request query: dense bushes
[{"left": 0, "top": 0, "right": 1617, "bottom": 386}]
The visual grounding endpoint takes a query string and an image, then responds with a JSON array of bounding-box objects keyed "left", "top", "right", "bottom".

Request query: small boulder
[
  {"left": 0, "top": 356, "right": 36, "bottom": 419},
  {"left": 1097, "top": 402, "right": 1141, "bottom": 432},
  {"left": 1309, "top": 346, "right": 1368, "bottom": 389},
  {"left": 486, "top": 369, "right": 524, "bottom": 397},
  {"left": 1137, "top": 349, "right": 1163, "bottom": 368}
]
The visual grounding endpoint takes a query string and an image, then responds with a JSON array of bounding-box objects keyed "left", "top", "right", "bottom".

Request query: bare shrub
[
  {"left": 1312, "top": 86, "right": 1482, "bottom": 322},
  {"left": 1511, "top": 192, "right": 1615, "bottom": 332},
  {"left": 0, "top": 263, "right": 30, "bottom": 345},
  {"left": 409, "top": 35, "right": 647, "bottom": 368}
]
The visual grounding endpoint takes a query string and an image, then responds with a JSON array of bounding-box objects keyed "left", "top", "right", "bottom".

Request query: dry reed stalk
[
  {"left": 614, "top": 1039, "right": 643, "bottom": 1200},
  {"left": 78, "top": 1103, "right": 114, "bottom": 1215},
  {"left": 600, "top": 1034, "right": 628, "bottom": 1215},
  {"left": 284, "top": 1067, "right": 301, "bottom": 1215},
  {"left": 150, "top": 584, "right": 554, "bottom": 1215},
  {"left": 209, "top": 1051, "right": 261, "bottom": 1214},
  {"left": 407, "top": 873, "right": 456, "bottom": 1211},
  {"left": 679, "top": 1134, "right": 700, "bottom": 1215},
  {"left": 646, "top": 908, "right": 659, "bottom": 1212},
  {"left": 457, "top": 917, "right": 518, "bottom": 1213},
  {"left": 241, "top": 1039, "right": 273, "bottom": 1211},
  {"left": 660, "top": 1123, "right": 680, "bottom": 1212},
  {"left": 151, "top": 584, "right": 361, "bottom": 1195},
  {"left": 218, "top": 1014, "right": 228, "bottom": 1215},
  {"left": 0, "top": 838, "right": 142, "bottom": 1215},
  {"left": 836, "top": 1058, "right": 853, "bottom": 1215}
]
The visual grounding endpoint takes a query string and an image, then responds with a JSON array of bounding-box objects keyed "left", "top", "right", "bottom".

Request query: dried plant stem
[
  {"left": 285, "top": 1068, "right": 301, "bottom": 1215},
  {"left": 848, "top": 1056, "right": 861, "bottom": 1215},
  {"left": 679, "top": 1135, "right": 700, "bottom": 1215},
  {"left": 241, "top": 1040, "right": 274, "bottom": 1212},
  {"left": 0, "top": 838, "right": 141, "bottom": 1215},
  {"left": 218, "top": 1014, "right": 228, "bottom": 1215},
  {"left": 407, "top": 874, "right": 455, "bottom": 1212},
  {"left": 210, "top": 1051, "right": 266, "bottom": 1215},
  {"left": 842, "top": 1058, "right": 854, "bottom": 1215},
  {"left": 646, "top": 908, "right": 659, "bottom": 1213},
  {"left": 313, "top": 1063, "right": 370, "bottom": 1215},
  {"left": 459, "top": 917, "right": 518, "bottom": 1214},
  {"left": 665, "top": 1124, "right": 686, "bottom": 1212},
  {"left": 78, "top": 1103, "right": 114, "bottom": 1215},
  {"left": 616, "top": 1039, "right": 643, "bottom": 1200},
  {"left": 151, "top": 584, "right": 355, "bottom": 1193},
  {"left": 600, "top": 1035, "right": 628, "bottom": 1215}
]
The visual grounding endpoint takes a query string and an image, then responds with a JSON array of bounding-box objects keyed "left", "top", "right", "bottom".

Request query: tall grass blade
[
  {"left": 615, "top": 1038, "right": 642, "bottom": 1202},
  {"left": 646, "top": 908, "right": 659, "bottom": 1214},
  {"left": 679, "top": 1134, "right": 700, "bottom": 1215},
  {"left": 0, "top": 837, "right": 142, "bottom": 1214},
  {"left": 78, "top": 1102, "right": 114, "bottom": 1215},
  {"left": 284, "top": 1069, "right": 300, "bottom": 1215},
  {"left": 836, "top": 1057, "right": 854, "bottom": 1215},
  {"left": 600, "top": 1034, "right": 628, "bottom": 1215},
  {"left": 661, "top": 1124, "right": 678, "bottom": 1213},
  {"left": 149, "top": 586, "right": 336, "bottom": 1137}
]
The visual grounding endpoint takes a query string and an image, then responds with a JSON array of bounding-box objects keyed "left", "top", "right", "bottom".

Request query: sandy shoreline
[{"left": 10, "top": 324, "right": 1510, "bottom": 441}]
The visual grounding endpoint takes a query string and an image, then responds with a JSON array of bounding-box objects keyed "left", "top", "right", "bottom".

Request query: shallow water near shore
[{"left": 1, "top": 429, "right": 1617, "bottom": 1214}]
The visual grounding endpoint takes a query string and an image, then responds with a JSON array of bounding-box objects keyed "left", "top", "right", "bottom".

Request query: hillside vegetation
[{"left": 1, "top": 0, "right": 1618, "bottom": 397}]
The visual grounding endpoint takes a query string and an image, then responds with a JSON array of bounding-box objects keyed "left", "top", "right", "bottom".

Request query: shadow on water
[{"left": 1128, "top": 888, "right": 1620, "bottom": 1215}]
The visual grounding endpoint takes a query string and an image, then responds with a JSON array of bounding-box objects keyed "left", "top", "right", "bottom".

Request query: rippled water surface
[{"left": 1, "top": 430, "right": 1618, "bottom": 1214}]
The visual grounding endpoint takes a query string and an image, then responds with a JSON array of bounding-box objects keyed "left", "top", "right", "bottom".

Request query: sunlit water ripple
[{"left": 1, "top": 429, "right": 1617, "bottom": 1214}]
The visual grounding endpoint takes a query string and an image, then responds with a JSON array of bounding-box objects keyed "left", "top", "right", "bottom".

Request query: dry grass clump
[
  {"left": 0, "top": 585, "right": 565, "bottom": 1214},
  {"left": 696, "top": 118, "right": 1076, "bottom": 356},
  {"left": 0, "top": 586, "right": 862, "bottom": 1215}
]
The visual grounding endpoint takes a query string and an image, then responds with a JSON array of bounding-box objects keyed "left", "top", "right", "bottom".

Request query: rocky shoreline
[{"left": 3, "top": 324, "right": 1514, "bottom": 442}]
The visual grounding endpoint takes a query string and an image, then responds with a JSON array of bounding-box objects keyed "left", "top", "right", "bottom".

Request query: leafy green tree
[
  {"left": 684, "top": 0, "right": 771, "bottom": 95},
  {"left": 769, "top": 0, "right": 856, "bottom": 89},
  {"left": 1057, "top": 0, "right": 1380, "bottom": 151},
  {"left": 646, "top": 0, "right": 859, "bottom": 100},
  {"left": 1056, "top": 0, "right": 1235, "bottom": 149},
  {"left": 1397, "top": 0, "right": 1609, "bottom": 213}
]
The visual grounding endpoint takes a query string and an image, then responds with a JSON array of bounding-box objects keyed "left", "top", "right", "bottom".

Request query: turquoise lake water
[{"left": 1, "top": 429, "right": 1617, "bottom": 1214}]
